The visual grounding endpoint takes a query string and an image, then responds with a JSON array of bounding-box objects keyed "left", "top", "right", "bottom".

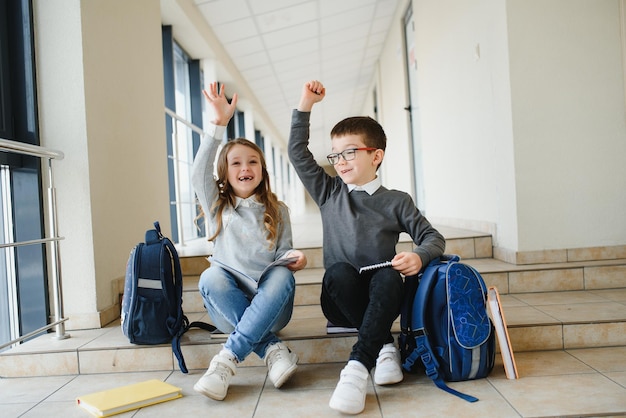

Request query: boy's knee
[{"left": 324, "top": 262, "right": 356, "bottom": 282}]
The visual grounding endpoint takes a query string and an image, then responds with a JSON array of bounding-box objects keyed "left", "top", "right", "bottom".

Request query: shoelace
[
  {"left": 266, "top": 347, "right": 286, "bottom": 368},
  {"left": 209, "top": 361, "right": 233, "bottom": 382}
]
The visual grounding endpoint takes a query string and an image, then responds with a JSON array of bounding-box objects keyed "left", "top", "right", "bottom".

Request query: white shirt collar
[
  {"left": 235, "top": 196, "right": 261, "bottom": 208},
  {"left": 347, "top": 176, "right": 381, "bottom": 195}
]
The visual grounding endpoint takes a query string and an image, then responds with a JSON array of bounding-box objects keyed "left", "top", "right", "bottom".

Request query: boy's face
[
  {"left": 330, "top": 134, "right": 383, "bottom": 186},
  {"left": 226, "top": 144, "right": 263, "bottom": 198}
]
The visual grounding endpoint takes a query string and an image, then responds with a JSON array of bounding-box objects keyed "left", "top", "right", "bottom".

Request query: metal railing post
[{"left": 46, "top": 158, "right": 69, "bottom": 340}]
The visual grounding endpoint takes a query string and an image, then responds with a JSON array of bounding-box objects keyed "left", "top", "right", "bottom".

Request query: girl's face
[
  {"left": 330, "top": 134, "right": 382, "bottom": 186},
  {"left": 226, "top": 144, "right": 264, "bottom": 198}
]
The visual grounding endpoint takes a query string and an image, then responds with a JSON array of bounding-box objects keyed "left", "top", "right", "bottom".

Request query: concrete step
[
  {"left": 3, "top": 227, "right": 626, "bottom": 377},
  {"left": 3, "top": 253, "right": 626, "bottom": 378},
  {"left": 2, "top": 285, "right": 625, "bottom": 377},
  {"left": 177, "top": 225, "right": 494, "bottom": 275}
]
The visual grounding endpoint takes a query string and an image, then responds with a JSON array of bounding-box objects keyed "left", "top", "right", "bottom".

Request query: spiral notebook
[
  {"left": 358, "top": 261, "right": 393, "bottom": 274},
  {"left": 76, "top": 379, "right": 182, "bottom": 417}
]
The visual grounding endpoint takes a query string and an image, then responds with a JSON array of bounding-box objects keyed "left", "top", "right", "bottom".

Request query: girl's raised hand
[{"left": 202, "top": 82, "right": 238, "bottom": 126}]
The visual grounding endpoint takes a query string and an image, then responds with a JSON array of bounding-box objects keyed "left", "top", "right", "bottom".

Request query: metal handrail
[
  {"left": 165, "top": 107, "right": 204, "bottom": 136},
  {"left": 0, "top": 137, "right": 69, "bottom": 349},
  {"left": 0, "top": 138, "right": 64, "bottom": 160}
]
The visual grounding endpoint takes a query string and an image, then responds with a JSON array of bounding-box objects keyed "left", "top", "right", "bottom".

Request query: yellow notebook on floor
[{"left": 76, "top": 379, "right": 182, "bottom": 417}]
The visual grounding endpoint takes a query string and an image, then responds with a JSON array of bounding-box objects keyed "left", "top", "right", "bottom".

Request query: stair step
[
  {"left": 2, "top": 285, "right": 625, "bottom": 377},
  {"left": 3, "top": 227, "right": 625, "bottom": 378},
  {"left": 177, "top": 227, "right": 494, "bottom": 275}
]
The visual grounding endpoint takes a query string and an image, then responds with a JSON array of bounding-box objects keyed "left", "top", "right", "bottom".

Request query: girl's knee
[
  {"left": 262, "top": 267, "right": 295, "bottom": 292},
  {"left": 198, "top": 267, "right": 232, "bottom": 293}
]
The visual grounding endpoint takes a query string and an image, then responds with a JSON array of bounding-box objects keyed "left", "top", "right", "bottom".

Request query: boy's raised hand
[
  {"left": 202, "top": 81, "right": 238, "bottom": 126},
  {"left": 298, "top": 80, "right": 325, "bottom": 112}
]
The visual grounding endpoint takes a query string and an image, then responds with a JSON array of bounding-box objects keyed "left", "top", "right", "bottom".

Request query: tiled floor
[{"left": 2, "top": 345, "right": 626, "bottom": 417}]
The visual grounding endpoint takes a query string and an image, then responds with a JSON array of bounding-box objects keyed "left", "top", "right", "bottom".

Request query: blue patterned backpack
[{"left": 399, "top": 254, "right": 495, "bottom": 402}]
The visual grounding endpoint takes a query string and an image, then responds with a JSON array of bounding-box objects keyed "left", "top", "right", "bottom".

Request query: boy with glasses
[{"left": 288, "top": 80, "right": 445, "bottom": 415}]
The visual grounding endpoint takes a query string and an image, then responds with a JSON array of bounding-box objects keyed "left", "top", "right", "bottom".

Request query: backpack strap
[
  {"left": 398, "top": 273, "right": 419, "bottom": 367},
  {"left": 172, "top": 318, "right": 218, "bottom": 373},
  {"left": 406, "top": 254, "right": 479, "bottom": 403},
  {"left": 402, "top": 256, "right": 443, "bottom": 372},
  {"left": 162, "top": 235, "right": 185, "bottom": 337}
]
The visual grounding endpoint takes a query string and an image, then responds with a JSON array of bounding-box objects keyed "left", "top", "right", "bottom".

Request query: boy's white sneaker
[
  {"left": 373, "top": 343, "right": 404, "bottom": 385},
  {"left": 329, "top": 360, "right": 369, "bottom": 415},
  {"left": 193, "top": 350, "right": 237, "bottom": 400},
  {"left": 264, "top": 342, "right": 298, "bottom": 388}
]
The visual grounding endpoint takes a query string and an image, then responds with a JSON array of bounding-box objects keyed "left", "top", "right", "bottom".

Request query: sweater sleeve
[
  {"left": 400, "top": 195, "right": 446, "bottom": 266},
  {"left": 191, "top": 126, "right": 225, "bottom": 223},
  {"left": 287, "top": 109, "right": 337, "bottom": 206},
  {"left": 275, "top": 204, "right": 295, "bottom": 259}
]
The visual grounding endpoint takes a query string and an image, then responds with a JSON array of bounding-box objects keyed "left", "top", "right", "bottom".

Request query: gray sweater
[
  {"left": 288, "top": 110, "right": 445, "bottom": 270},
  {"left": 191, "top": 130, "right": 294, "bottom": 294}
]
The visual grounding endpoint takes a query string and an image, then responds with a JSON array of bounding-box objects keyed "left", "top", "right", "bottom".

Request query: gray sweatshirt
[
  {"left": 191, "top": 127, "right": 294, "bottom": 294},
  {"left": 288, "top": 110, "right": 445, "bottom": 270}
]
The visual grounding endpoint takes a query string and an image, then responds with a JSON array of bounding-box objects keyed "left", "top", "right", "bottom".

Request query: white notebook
[{"left": 487, "top": 286, "right": 519, "bottom": 379}]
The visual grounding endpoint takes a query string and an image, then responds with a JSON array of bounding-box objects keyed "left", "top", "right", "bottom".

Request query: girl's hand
[
  {"left": 391, "top": 252, "right": 423, "bottom": 276},
  {"left": 286, "top": 250, "right": 307, "bottom": 272},
  {"left": 202, "top": 82, "right": 238, "bottom": 126},
  {"left": 297, "top": 80, "right": 325, "bottom": 112}
]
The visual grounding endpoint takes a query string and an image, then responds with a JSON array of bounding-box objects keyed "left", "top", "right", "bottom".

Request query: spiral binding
[{"left": 359, "top": 261, "right": 393, "bottom": 274}]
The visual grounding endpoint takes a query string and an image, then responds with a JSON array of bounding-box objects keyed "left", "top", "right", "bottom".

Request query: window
[
  {"left": 0, "top": 0, "right": 49, "bottom": 350},
  {"left": 163, "top": 27, "right": 205, "bottom": 244}
]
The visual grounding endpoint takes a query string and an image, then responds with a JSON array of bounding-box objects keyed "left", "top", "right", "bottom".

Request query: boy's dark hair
[{"left": 330, "top": 116, "right": 387, "bottom": 151}]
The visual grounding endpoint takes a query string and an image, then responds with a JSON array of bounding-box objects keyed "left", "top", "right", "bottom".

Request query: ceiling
[{"left": 168, "top": 0, "right": 402, "bottom": 160}]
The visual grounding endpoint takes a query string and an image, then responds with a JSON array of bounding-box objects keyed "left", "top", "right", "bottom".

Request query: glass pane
[
  {"left": 173, "top": 43, "right": 199, "bottom": 243},
  {"left": 0, "top": 165, "right": 15, "bottom": 351}
]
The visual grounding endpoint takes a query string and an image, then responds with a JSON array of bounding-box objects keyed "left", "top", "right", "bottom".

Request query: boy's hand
[
  {"left": 286, "top": 250, "right": 308, "bottom": 272},
  {"left": 298, "top": 80, "right": 325, "bottom": 112},
  {"left": 202, "top": 81, "right": 238, "bottom": 126},
  {"left": 391, "top": 252, "right": 423, "bottom": 276}
]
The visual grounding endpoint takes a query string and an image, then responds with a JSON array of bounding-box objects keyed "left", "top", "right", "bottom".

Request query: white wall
[
  {"left": 368, "top": 0, "right": 416, "bottom": 204},
  {"left": 410, "top": 0, "right": 518, "bottom": 248},
  {"left": 507, "top": 0, "right": 626, "bottom": 251},
  {"left": 35, "top": 0, "right": 170, "bottom": 328},
  {"left": 374, "top": 0, "right": 626, "bottom": 254}
]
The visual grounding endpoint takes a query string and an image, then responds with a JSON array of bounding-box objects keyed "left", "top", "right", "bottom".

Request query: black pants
[{"left": 321, "top": 262, "right": 404, "bottom": 371}]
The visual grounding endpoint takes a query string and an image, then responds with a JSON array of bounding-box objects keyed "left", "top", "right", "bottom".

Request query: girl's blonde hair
[{"left": 199, "top": 138, "right": 285, "bottom": 249}]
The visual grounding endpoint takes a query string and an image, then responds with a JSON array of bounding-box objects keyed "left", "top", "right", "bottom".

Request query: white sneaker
[
  {"left": 193, "top": 350, "right": 237, "bottom": 400},
  {"left": 329, "top": 360, "right": 369, "bottom": 415},
  {"left": 373, "top": 343, "right": 403, "bottom": 385},
  {"left": 264, "top": 342, "right": 298, "bottom": 388}
]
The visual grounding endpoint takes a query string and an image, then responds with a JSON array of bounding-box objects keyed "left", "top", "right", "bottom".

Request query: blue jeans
[
  {"left": 321, "top": 262, "right": 403, "bottom": 371},
  {"left": 198, "top": 265, "right": 296, "bottom": 362}
]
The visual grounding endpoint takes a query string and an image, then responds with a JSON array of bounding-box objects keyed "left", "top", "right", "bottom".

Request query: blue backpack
[
  {"left": 121, "top": 221, "right": 216, "bottom": 373},
  {"left": 399, "top": 254, "right": 495, "bottom": 402}
]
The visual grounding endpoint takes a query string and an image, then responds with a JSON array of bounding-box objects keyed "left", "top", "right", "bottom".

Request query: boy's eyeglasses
[{"left": 327, "top": 147, "right": 377, "bottom": 165}]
